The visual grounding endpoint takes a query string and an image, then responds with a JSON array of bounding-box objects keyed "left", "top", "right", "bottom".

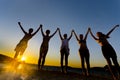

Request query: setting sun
[{"left": 21, "top": 57, "right": 26, "bottom": 62}]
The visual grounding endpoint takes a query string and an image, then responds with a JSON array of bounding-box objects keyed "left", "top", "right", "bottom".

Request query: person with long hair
[{"left": 89, "top": 25, "right": 120, "bottom": 80}]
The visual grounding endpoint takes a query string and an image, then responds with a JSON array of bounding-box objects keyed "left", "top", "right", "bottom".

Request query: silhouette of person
[
  {"left": 89, "top": 25, "right": 120, "bottom": 80},
  {"left": 14, "top": 22, "right": 41, "bottom": 60},
  {"left": 73, "top": 28, "right": 90, "bottom": 76},
  {"left": 38, "top": 25, "right": 58, "bottom": 70},
  {"left": 58, "top": 28, "right": 73, "bottom": 73}
]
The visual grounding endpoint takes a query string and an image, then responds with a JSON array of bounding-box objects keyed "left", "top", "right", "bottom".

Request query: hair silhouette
[{"left": 89, "top": 25, "right": 120, "bottom": 80}]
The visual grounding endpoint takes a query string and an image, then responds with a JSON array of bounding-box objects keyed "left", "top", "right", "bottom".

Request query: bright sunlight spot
[{"left": 21, "top": 57, "right": 26, "bottom": 61}]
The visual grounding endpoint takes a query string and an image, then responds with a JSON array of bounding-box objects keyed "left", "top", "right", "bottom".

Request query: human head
[
  {"left": 63, "top": 34, "right": 67, "bottom": 39},
  {"left": 79, "top": 34, "right": 83, "bottom": 40},
  {"left": 40, "top": 24, "right": 42, "bottom": 27},
  {"left": 29, "top": 28, "right": 33, "bottom": 33},
  {"left": 97, "top": 32, "right": 110, "bottom": 38},
  {"left": 96, "top": 32, "right": 104, "bottom": 38},
  {"left": 46, "top": 30, "right": 50, "bottom": 35}
]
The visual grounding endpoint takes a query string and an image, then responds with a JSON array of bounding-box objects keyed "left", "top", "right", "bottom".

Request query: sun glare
[{"left": 21, "top": 57, "right": 26, "bottom": 61}]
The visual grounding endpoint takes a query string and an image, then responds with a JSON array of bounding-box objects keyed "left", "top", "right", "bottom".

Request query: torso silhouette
[
  {"left": 20, "top": 33, "right": 33, "bottom": 43},
  {"left": 61, "top": 39, "right": 69, "bottom": 50},
  {"left": 96, "top": 37, "right": 109, "bottom": 46},
  {"left": 41, "top": 35, "right": 51, "bottom": 48},
  {"left": 79, "top": 40, "right": 88, "bottom": 50}
]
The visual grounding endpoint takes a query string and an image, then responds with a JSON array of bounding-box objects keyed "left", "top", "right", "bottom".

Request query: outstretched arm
[
  {"left": 50, "top": 28, "right": 58, "bottom": 38},
  {"left": 68, "top": 30, "right": 73, "bottom": 40},
  {"left": 40, "top": 25, "right": 45, "bottom": 37},
  {"left": 58, "top": 28, "right": 63, "bottom": 40},
  {"left": 89, "top": 28, "right": 98, "bottom": 40},
  {"left": 32, "top": 24, "right": 41, "bottom": 36},
  {"left": 84, "top": 28, "right": 89, "bottom": 40},
  {"left": 18, "top": 22, "right": 27, "bottom": 34},
  {"left": 106, "top": 25, "right": 119, "bottom": 36},
  {"left": 73, "top": 30, "right": 79, "bottom": 41}
]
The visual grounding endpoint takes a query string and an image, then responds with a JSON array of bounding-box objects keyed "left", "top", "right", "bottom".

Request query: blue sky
[{"left": 0, "top": 0, "right": 120, "bottom": 67}]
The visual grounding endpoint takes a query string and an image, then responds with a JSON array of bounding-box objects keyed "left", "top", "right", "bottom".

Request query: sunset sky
[{"left": 0, "top": 0, "right": 120, "bottom": 68}]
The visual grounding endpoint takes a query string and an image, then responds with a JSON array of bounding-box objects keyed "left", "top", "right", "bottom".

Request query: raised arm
[
  {"left": 73, "top": 30, "right": 79, "bottom": 41},
  {"left": 18, "top": 22, "right": 27, "bottom": 34},
  {"left": 84, "top": 28, "right": 89, "bottom": 41},
  {"left": 68, "top": 30, "right": 73, "bottom": 41},
  {"left": 89, "top": 28, "right": 98, "bottom": 40},
  {"left": 106, "top": 24, "right": 119, "bottom": 36},
  {"left": 58, "top": 28, "right": 63, "bottom": 40},
  {"left": 40, "top": 25, "right": 45, "bottom": 37},
  {"left": 50, "top": 28, "right": 58, "bottom": 38},
  {"left": 32, "top": 24, "right": 41, "bottom": 36}
]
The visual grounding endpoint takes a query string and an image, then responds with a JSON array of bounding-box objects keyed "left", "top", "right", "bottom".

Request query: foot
[
  {"left": 61, "top": 69, "right": 64, "bottom": 73},
  {"left": 113, "top": 76, "right": 118, "bottom": 80},
  {"left": 38, "top": 66, "right": 41, "bottom": 71},
  {"left": 86, "top": 72, "right": 90, "bottom": 77},
  {"left": 82, "top": 72, "right": 86, "bottom": 76},
  {"left": 64, "top": 70, "right": 68, "bottom": 74}
]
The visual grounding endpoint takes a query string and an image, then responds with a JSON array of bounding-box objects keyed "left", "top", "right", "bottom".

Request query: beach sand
[
  {"left": 0, "top": 63, "right": 114, "bottom": 80},
  {"left": 0, "top": 69, "right": 113, "bottom": 80}
]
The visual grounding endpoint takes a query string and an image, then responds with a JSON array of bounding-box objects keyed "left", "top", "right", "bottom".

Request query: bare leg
[
  {"left": 13, "top": 51, "right": 21, "bottom": 70},
  {"left": 60, "top": 52, "right": 64, "bottom": 73},
  {"left": 112, "top": 57, "right": 120, "bottom": 79},
  {"left": 38, "top": 48, "right": 44, "bottom": 70},
  {"left": 19, "top": 52, "right": 24, "bottom": 60},
  {"left": 38, "top": 55, "right": 42, "bottom": 70},
  {"left": 86, "top": 55, "right": 90, "bottom": 76},
  {"left": 81, "top": 57, "right": 86, "bottom": 75},
  {"left": 106, "top": 58, "right": 117, "bottom": 80},
  {"left": 112, "top": 57, "right": 120, "bottom": 73},
  {"left": 65, "top": 53, "right": 68, "bottom": 73},
  {"left": 14, "top": 51, "right": 19, "bottom": 59},
  {"left": 41, "top": 54, "right": 47, "bottom": 69}
]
